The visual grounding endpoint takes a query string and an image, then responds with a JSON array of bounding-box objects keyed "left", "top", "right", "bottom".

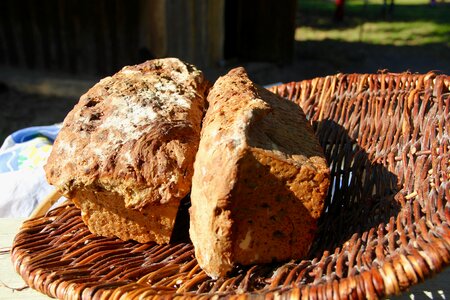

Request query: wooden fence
[{"left": 0, "top": 0, "right": 295, "bottom": 77}]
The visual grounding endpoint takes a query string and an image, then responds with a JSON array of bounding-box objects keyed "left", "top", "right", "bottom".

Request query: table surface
[
  {"left": 0, "top": 218, "right": 50, "bottom": 299},
  {"left": 0, "top": 218, "right": 448, "bottom": 300}
]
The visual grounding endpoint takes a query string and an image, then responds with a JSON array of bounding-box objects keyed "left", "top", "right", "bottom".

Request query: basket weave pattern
[{"left": 11, "top": 72, "right": 450, "bottom": 299}]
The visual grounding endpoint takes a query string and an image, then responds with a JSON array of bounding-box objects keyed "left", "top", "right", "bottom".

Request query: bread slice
[
  {"left": 45, "top": 58, "right": 209, "bottom": 244},
  {"left": 189, "top": 67, "right": 330, "bottom": 278}
]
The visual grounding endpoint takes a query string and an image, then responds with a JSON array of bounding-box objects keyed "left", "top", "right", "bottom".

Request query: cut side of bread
[
  {"left": 45, "top": 58, "right": 209, "bottom": 244},
  {"left": 189, "top": 67, "right": 330, "bottom": 278},
  {"left": 72, "top": 190, "right": 179, "bottom": 244}
]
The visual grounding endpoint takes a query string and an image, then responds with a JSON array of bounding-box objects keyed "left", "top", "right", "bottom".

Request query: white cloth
[
  {"left": 0, "top": 125, "right": 64, "bottom": 217},
  {"left": 0, "top": 167, "right": 57, "bottom": 217}
]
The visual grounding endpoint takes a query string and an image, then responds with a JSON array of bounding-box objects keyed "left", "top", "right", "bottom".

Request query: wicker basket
[{"left": 11, "top": 72, "right": 450, "bottom": 299}]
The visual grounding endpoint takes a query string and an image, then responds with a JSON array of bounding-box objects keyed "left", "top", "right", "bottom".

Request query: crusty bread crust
[
  {"left": 45, "top": 58, "right": 209, "bottom": 243},
  {"left": 189, "top": 67, "right": 330, "bottom": 278}
]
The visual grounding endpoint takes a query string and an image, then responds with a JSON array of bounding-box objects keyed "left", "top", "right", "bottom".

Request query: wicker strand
[{"left": 29, "top": 189, "right": 63, "bottom": 219}]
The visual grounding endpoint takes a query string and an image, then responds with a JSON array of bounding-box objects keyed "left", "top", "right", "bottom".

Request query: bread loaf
[
  {"left": 45, "top": 58, "right": 209, "bottom": 244},
  {"left": 189, "top": 67, "right": 330, "bottom": 278}
]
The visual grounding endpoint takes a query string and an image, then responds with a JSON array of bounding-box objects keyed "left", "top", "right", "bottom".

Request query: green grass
[{"left": 296, "top": 0, "right": 450, "bottom": 46}]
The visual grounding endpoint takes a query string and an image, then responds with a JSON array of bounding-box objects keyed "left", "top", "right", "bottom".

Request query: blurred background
[{"left": 0, "top": 0, "right": 449, "bottom": 141}]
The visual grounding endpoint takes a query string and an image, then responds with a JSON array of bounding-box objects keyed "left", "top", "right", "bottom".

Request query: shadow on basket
[{"left": 310, "top": 119, "right": 400, "bottom": 257}]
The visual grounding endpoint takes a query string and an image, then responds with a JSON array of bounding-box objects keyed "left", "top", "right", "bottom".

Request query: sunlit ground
[{"left": 296, "top": 0, "right": 450, "bottom": 46}]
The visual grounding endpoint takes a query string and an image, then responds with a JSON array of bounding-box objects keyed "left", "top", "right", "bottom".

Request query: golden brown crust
[
  {"left": 189, "top": 67, "right": 330, "bottom": 278},
  {"left": 45, "top": 58, "right": 209, "bottom": 243}
]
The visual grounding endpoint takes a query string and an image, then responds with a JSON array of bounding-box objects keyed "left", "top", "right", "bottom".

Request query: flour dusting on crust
[{"left": 45, "top": 58, "right": 209, "bottom": 209}]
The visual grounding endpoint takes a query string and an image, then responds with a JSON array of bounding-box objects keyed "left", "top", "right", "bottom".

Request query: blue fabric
[
  {"left": 0, "top": 125, "right": 61, "bottom": 173},
  {"left": 0, "top": 124, "right": 63, "bottom": 217},
  {"left": 10, "top": 125, "right": 60, "bottom": 143}
]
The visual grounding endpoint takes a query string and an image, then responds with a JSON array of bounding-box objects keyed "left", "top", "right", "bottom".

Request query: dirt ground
[{"left": 1, "top": 39, "right": 449, "bottom": 142}]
